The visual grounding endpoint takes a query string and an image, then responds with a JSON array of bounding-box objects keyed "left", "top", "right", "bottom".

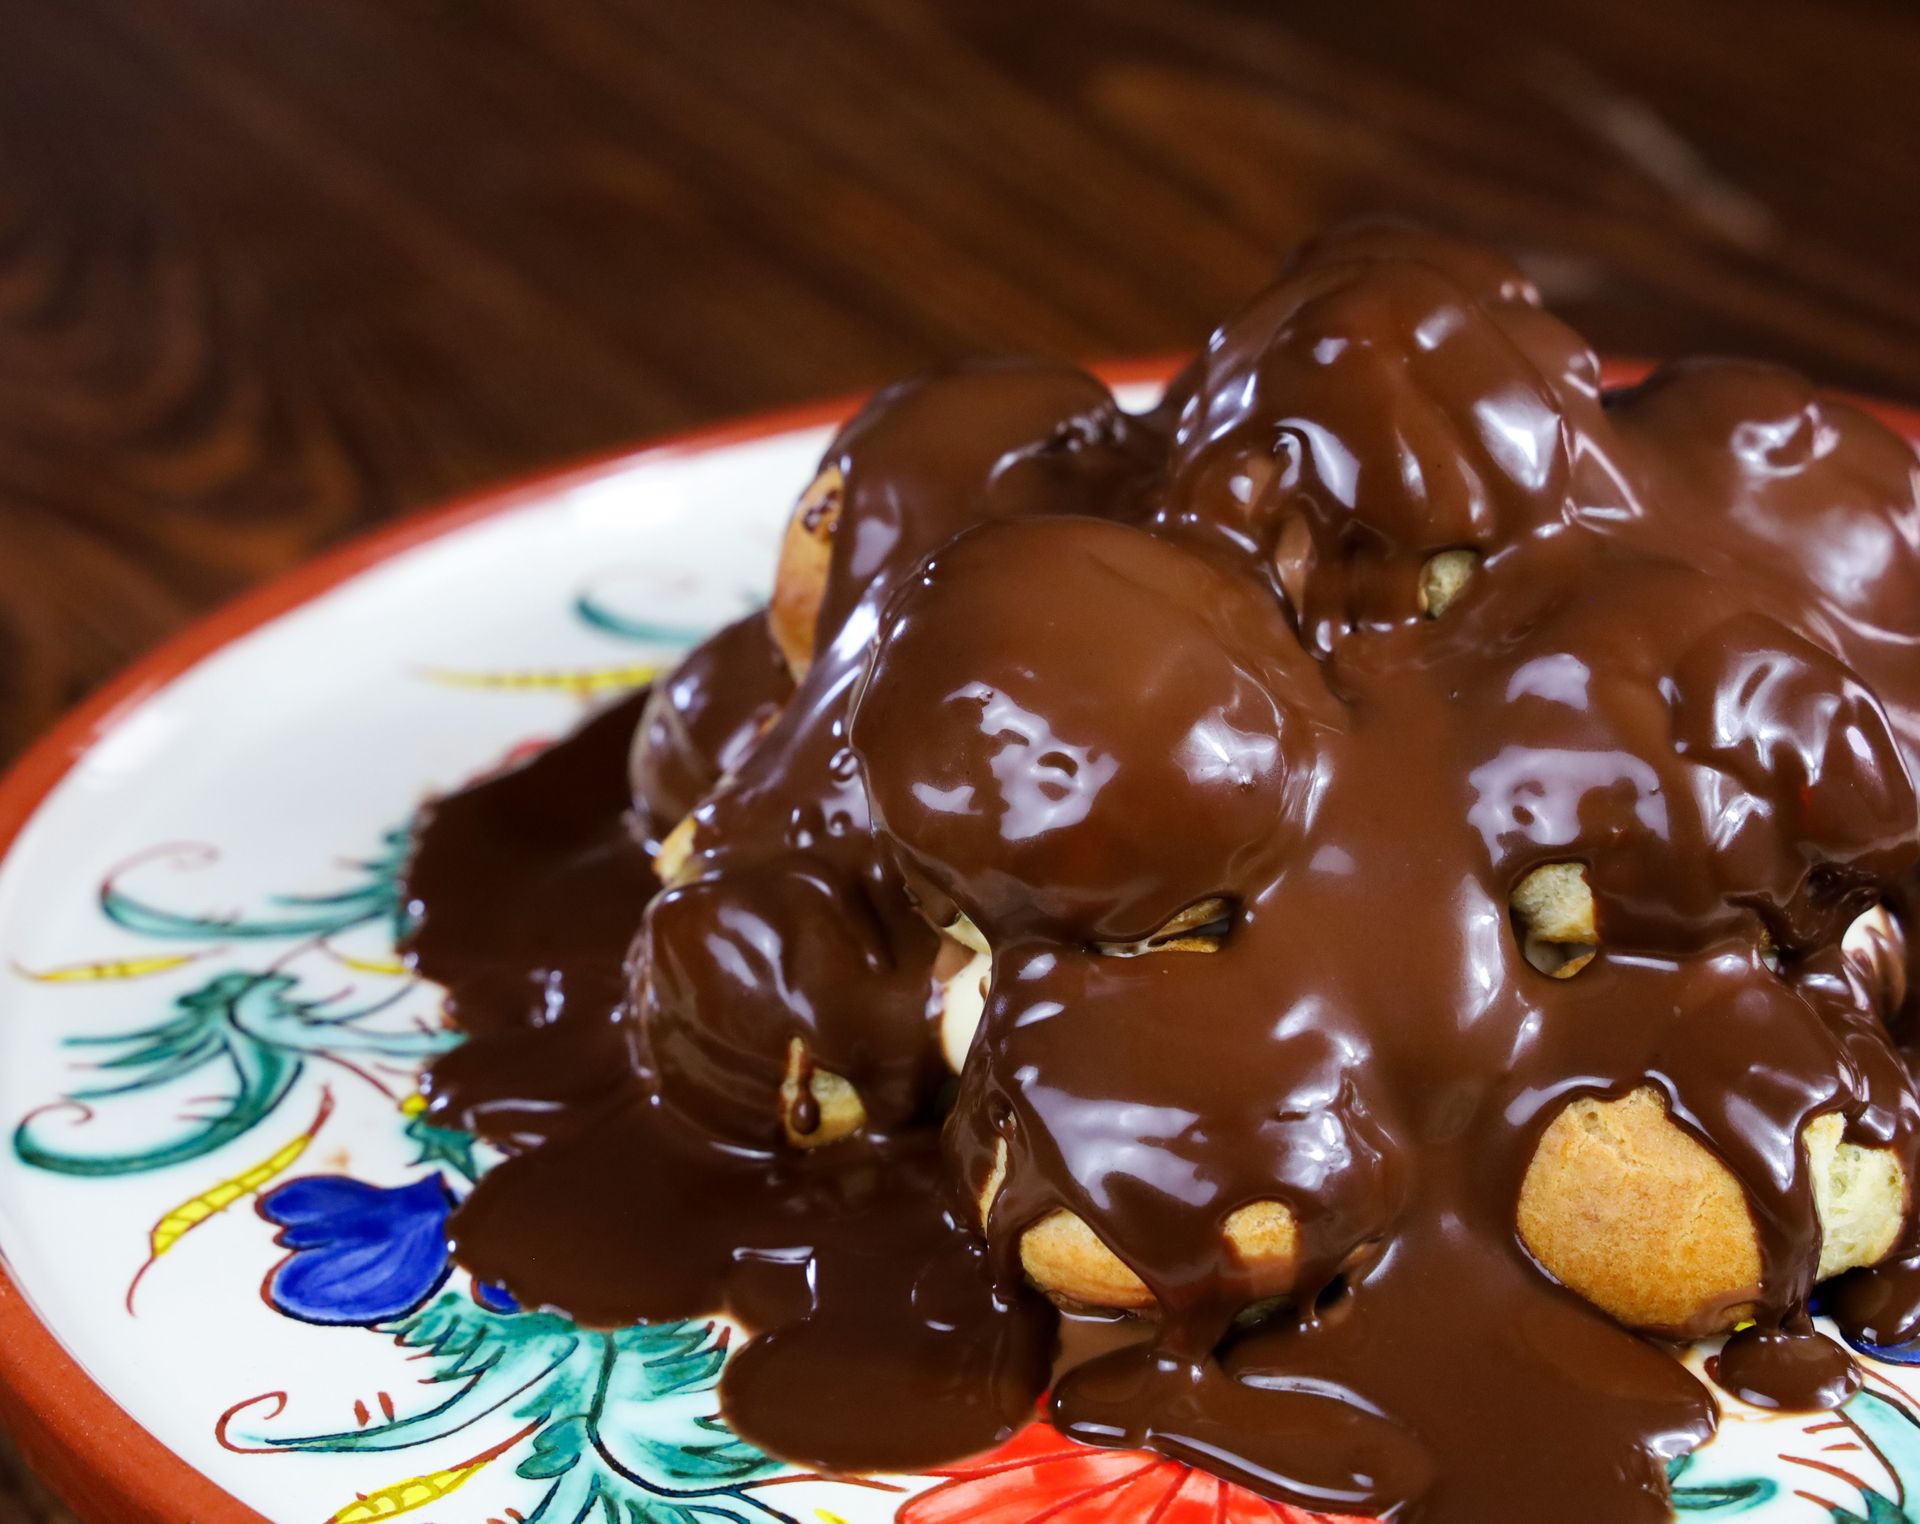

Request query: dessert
[{"left": 401, "top": 225, "right": 1920, "bottom": 1523}]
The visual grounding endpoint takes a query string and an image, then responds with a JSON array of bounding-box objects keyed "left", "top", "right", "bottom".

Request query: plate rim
[{"left": 0, "top": 354, "right": 1909, "bottom": 1521}]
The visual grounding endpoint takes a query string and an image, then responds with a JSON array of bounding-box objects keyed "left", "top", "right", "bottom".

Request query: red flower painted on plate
[{"left": 898, "top": 1423, "right": 1373, "bottom": 1524}]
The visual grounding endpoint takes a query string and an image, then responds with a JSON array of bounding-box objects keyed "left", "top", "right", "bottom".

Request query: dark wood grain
[
  {"left": 0, "top": 1417, "right": 65, "bottom": 1524},
  {"left": 3, "top": 0, "right": 1919, "bottom": 1515}
]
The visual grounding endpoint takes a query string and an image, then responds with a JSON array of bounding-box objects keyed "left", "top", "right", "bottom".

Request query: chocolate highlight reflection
[{"left": 403, "top": 226, "right": 1920, "bottom": 1522}]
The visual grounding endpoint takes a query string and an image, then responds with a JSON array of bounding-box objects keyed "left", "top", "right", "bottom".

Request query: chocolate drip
[
  {"left": 1712, "top": 1316, "right": 1860, "bottom": 1412},
  {"left": 406, "top": 227, "right": 1920, "bottom": 1523},
  {"left": 1832, "top": 1252, "right": 1920, "bottom": 1348}
]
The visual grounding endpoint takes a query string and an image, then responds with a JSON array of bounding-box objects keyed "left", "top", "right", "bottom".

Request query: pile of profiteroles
[{"left": 402, "top": 226, "right": 1920, "bottom": 1524}]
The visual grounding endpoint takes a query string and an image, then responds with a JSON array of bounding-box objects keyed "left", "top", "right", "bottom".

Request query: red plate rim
[{"left": 0, "top": 356, "right": 1913, "bottom": 1521}]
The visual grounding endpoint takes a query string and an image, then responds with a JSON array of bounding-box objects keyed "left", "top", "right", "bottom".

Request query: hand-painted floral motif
[
  {"left": 896, "top": 1421, "right": 1362, "bottom": 1523},
  {"left": 221, "top": 1294, "right": 787, "bottom": 1522},
  {"left": 259, "top": 1174, "right": 459, "bottom": 1326},
  {"left": 14, "top": 967, "right": 453, "bottom": 1177},
  {"left": 101, "top": 830, "right": 413, "bottom": 945}
]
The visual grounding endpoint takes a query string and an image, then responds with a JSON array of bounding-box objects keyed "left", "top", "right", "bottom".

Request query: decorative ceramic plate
[{"left": 5, "top": 369, "right": 1920, "bottom": 1524}]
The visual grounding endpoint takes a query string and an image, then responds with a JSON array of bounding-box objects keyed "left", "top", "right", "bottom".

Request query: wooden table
[{"left": 3, "top": 0, "right": 1918, "bottom": 1515}]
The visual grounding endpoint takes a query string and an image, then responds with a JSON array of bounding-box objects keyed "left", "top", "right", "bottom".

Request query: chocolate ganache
[{"left": 403, "top": 224, "right": 1920, "bottom": 1522}]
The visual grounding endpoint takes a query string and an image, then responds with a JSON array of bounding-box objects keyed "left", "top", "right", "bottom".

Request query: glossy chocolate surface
[
  {"left": 628, "top": 609, "right": 791, "bottom": 851},
  {"left": 405, "top": 226, "right": 1920, "bottom": 1522}
]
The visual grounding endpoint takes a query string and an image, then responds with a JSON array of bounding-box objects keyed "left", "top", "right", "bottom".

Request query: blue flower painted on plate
[
  {"left": 472, "top": 1276, "right": 519, "bottom": 1314},
  {"left": 260, "top": 1174, "right": 457, "bottom": 1326}
]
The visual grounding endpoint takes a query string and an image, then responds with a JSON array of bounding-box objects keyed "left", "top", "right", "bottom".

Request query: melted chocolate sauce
[
  {"left": 629, "top": 610, "right": 792, "bottom": 851},
  {"left": 407, "top": 686, "right": 1049, "bottom": 1470},
  {"left": 1712, "top": 1317, "right": 1860, "bottom": 1412},
  {"left": 1831, "top": 1251, "right": 1920, "bottom": 1347},
  {"left": 405, "top": 226, "right": 1920, "bottom": 1522}
]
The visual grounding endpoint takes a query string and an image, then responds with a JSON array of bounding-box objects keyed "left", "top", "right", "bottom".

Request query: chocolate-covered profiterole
[
  {"left": 402, "top": 224, "right": 1920, "bottom": 1523},
  {"left": 628, "top": 610, "right": 791, "bottom": 851}
]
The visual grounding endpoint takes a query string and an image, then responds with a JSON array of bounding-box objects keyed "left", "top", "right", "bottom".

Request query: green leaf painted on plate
[
  {"left": 405, "top": 1109, "right": 480, "bottom": 1181},
  {"left": 1668, "top": 1464, "right": 1776, "bottom": 1514},
  {"left": 15, "top": 968, "right": 454, "bottom": 1175},
  {"left": 101, "top": 826, "right": 413, "bottom": 943},
  {"left": 572, "top": 591, "right": 711, "bottom": 649},
  {"left": 1829, "top": 1492, "right": 1916, "bottom": 1524},
  {"left": 232, "top": 1292, "right": 783, "bottom": 1522}
]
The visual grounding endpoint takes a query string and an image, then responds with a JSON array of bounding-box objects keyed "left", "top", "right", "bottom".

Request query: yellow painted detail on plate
[
  {"left": 399, "top": 1091, "right": 428, "bottom": 1118},
  {"left": 148, "top": 1095, "right": 331, "bottom": 1259},
  {"left": 328, "top": 1457, "right": 489, "bottom": 1521},
  {"left": 418, "top": 663, "right": 658, "bottom": 694},
  {"left": 816, "top": 1512, "right": 852, "bottom": 1524},
  {"left": 332, "top": 952, "right": 410, "bottom": 977},
  {"left": 11, "top": 952, "right": 207, "bottom": 983}
]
